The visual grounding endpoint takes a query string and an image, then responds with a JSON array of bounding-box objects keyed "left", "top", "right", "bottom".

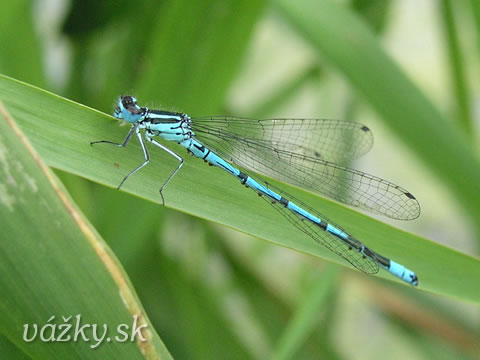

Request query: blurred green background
[{"left": 1, "top": 0, "right": 479, "bottom": 359}]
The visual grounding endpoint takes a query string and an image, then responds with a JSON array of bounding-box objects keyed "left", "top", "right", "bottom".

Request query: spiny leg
[
  {"left": 145, "top": 135, "right": 184, "bottom": 206},
  {"left": 90, "top": 124, "right": 136, "bottom": 147},
  {"left": 117, "top": 128, "right": 150, "bottom": 190}
]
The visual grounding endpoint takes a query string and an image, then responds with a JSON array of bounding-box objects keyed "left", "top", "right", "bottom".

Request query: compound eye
[
  {"left": 123, "top": 95, "right": 136, "bottom": 105},
  {"left": 121, "top": 96, "right": 143, "bottom": 115}
]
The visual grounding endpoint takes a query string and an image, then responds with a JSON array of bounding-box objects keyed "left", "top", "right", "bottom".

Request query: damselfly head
[{"left": 113, "top": 95, "right": 145, "bottom": 123}]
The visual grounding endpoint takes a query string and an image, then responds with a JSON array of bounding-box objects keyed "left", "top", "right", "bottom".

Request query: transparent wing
[
  {"left": 192, "top": 116, "right": 420, "bottom": 220},
  {"left": 193, "top": 116, "right": 373, "bottom": 163},
  {"left": 260, "top": 182, "right": 379, "bottom": 274}
]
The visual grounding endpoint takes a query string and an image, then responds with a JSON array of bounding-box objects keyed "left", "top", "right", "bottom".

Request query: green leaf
[
  {"left": 469, "top": 0, "right": 480, "bottom": 51},
  {"left": 0, "top": 335, "right": 30, "bottom": 360},
  {"left": 0, "top": 1, "right": 45, "bottom": 88},
  {"left": 272, "top": 267, "right": 339, "bottom": 360},
  {"left": 1, "top": 74, "right": 479, "bottom": 303},
  {"left": 136, "top": 0, "right": 265, "bottom": 113},
  {"left": 0, "top": 94, "right": 171, "bottom": 358},
  {"left": 248, "top": 65, "right": 323, "bottom": 118},
  {"left": 438, "top": 0, "right": 472, "bottom": 134},
  {"left": 272, "top": 0, "right": 480, "bottom": 225},
  {"left": 352, "top": 0, "right": 393, "bottom": 33}
]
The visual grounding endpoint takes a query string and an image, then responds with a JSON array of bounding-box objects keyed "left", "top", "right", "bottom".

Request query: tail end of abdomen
[{"left": 388, "top": 260, "right": 419, "bottom": 286}]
